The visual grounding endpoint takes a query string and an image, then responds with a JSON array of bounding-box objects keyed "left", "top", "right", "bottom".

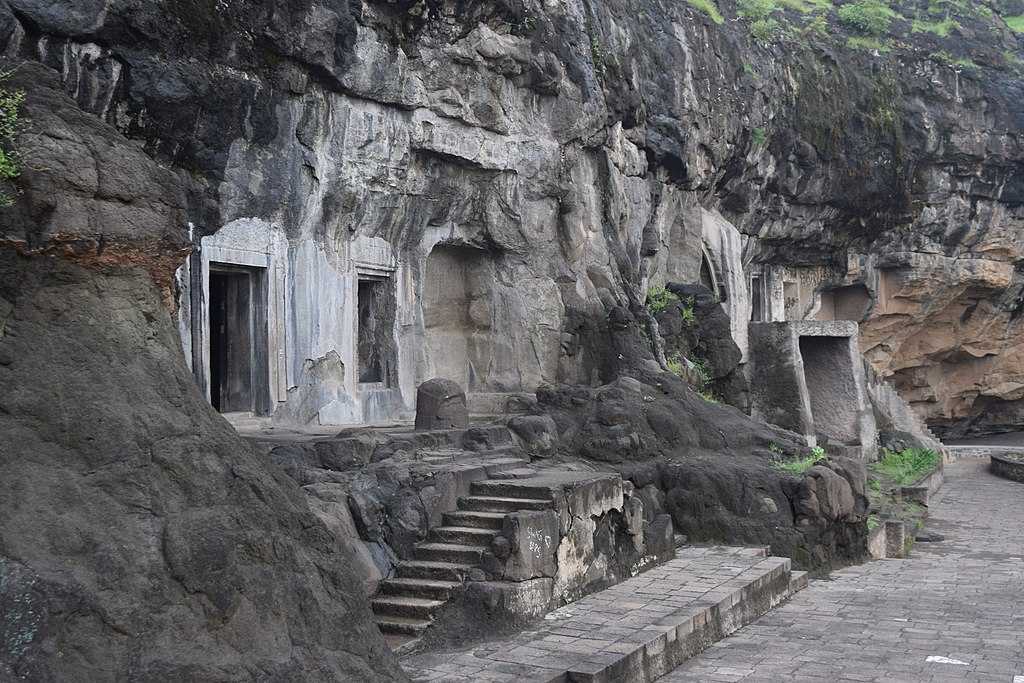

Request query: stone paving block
[
  {"left": 402, "top": 544, "right": 801, "bottom": 682},
  {"left": 659, "top": 460, "right": 1024, "bottom": 682}
]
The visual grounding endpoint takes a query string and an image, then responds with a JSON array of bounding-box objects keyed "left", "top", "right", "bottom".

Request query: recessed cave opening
[
  {"left": 423, "top": 244, "right": 494, "bottom": 391},
  {"left": 799, "top": 335, "right": 859, "bottom": 445},
  {"left": 699, "top": 250, "right": 720, "bottom": 300},
  {"left": 208, "top": 264, "right": 269, "bottom": 414},
  {"left": 784, "top": 281, "right": 799, "bottom": 319},
  {"left": 750, "top": 275, "right": 765, "bottom": 322},
  {"left": 357, "top": 276, "right": 397, "bottom": 386},
  {"left": 816, "top": 284, "right": 871, "bottom": 321}
]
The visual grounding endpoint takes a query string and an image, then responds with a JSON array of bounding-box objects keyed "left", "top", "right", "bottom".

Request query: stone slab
[
  {"left": 401, "top": 546, "right": 800, "bottom": 682},
  {"left": 990, "top": 452, "right": 1024, "bottom": 482}
]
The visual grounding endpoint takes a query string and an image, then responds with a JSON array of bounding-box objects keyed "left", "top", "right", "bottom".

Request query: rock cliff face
[
  {"left": 5, "top": 0, "right": 1019, "bottom": 433},
  {"left": 1, "top": 0, "right": 1023, "bottom": 676}
]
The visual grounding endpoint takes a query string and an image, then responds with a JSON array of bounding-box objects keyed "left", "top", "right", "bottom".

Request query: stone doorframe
[
  {"left": 184, "top": 218, "right": 289, "bottom": 414},
  {"left": 748, "top": 320, "right": 878, "bottom": 460}
]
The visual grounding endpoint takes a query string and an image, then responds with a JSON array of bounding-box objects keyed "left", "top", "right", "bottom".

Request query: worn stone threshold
[{"left": 401, "top": 546, "right": 806, "bottom": 683}]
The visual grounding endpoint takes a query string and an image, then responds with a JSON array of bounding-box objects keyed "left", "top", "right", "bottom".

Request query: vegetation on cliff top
[
  {"left": 687, "top": 0, "right": 1022, "bottom": 72},
  {"left": 0, "top": 73, "right": 23, "bottom": 207}
]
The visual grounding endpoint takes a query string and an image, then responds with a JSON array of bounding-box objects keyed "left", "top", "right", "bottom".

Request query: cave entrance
[
  {"left": 750, "top": 275, "right": 765, "bottom": 322},
  {"left": 815, "top": 284, "right": 871, "bottom": 321},
  {"left": 799, "top": 335, "right": 858, "bottom": 445},
  {"left": 357, "top": 275, "right": 396, "bottom": 386},
  {"left": 208, "top": 264, "right": 269, "bottom": 414},
  {"left": 423, "top": 244, "right": 493, "bottom": 390},
  {"left": 699, "top": 248, "right": 720, "bottom": 300}
]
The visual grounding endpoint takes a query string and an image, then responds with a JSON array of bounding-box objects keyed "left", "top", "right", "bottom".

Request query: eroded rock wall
[
  {"left": 8, "top": 0, "right": 1022, "bottom": 432},
  {"left": 2, "top": 0, "right": 1024, "bottom": 672},
  {"left": 0, "top": 61, "right": 403, "bottom": 681}
]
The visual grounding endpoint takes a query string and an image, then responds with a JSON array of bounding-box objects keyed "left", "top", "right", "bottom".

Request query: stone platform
[
  {"left": 401, "top": 546, "right": 806, "bottom": 682},
  {"left": 659, "top": 458, "right": 1024, "bottom": 681},
  {"left": 990, "top": 451, "right": 1024, "bottom": 482}
]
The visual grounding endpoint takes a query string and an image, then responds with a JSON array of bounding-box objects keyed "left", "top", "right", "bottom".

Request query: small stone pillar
[{"left": 414, "top": 378, "right": 468, "bottom": 430}]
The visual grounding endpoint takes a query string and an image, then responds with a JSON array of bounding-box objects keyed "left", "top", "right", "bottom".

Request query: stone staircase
[{"left": 371, "top": 478, "right": 556, "bottom": 641}]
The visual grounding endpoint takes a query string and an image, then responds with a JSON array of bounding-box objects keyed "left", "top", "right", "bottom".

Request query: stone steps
[
  {"left": 374, "top": 478, "right": 560, "bottom": 640},
  {"left": 443, "top": 510, "right": 507, "bottom": 530},
  {"left": 413, "top": 542, "right": 487, "bottom": 565},
  {"left": 789, "top": 570, "right": 809, "bottom": 593},
  {"left": 400, "top": 546, "right": 810, "bottom": 682},
  {"left": 394, "top": 560, "right": 475, "bottom": 582},
  {"left": 374, "top": 614, "right": 432, "bottom": 637},
  {"left": 430, "top": 525, "right": 498, "bottom": 546},
  {"left": 458, "top": 495, "right": 553, "bottom": 513},
  {"left": 417, "top": 450, "right": 522, "bottom": 466},
  {"left": 371, "top": 595, "right": 447, "bottom": 620},
  {"left": 379, "top": 577, "right": 462, "bottom": 601},
  {"left": 470, "top": 479, "right": 557, "bottom": 500}
]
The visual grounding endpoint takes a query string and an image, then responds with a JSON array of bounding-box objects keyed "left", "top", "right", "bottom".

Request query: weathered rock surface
[
  {"left": 0, "top": 257, "right": 404, "bottom": 681},
  {"left": 0, "top": 61, "right": 402, "bottom": 681},
  {"left": 529, "top": 374, "right": 869, "bottom": 571},
  {"left": 3, "top": 0, "right": 1024, "bottom": 672},
  {"left": 658, "top": 282, "right": 749, "bottom": 409},
  {"left": 5, "top": 0, "right": 1022, "bottom": 434}
]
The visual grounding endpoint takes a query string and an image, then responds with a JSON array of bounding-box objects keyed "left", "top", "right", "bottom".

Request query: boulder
[
  {"left": 0, "top": 62, "right": 402, "bottom": 681},
  {"left": 415, "top": 378, "right": 469, "bottom": 430},
  {"left": 0, "top": 256, "right": 404, "bottom": 681},
  {"left": 507, "top": 414, "right": 559, "bottom": 456}
]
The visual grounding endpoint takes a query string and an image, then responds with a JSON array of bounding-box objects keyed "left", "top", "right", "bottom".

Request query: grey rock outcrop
[
  {"left": 530, "top": 374, "right": 869, "bottom": 571},
  {"left": 0, "top": 62, "right": 402, "bottom": 681},
  {"left": 415, "top": 378, "right": 469, "bottom": 430},
  {"left": 3, "top": 0, "right": 1024, "bottom": 672},
  {"left": 5, "top": 0, "right": 1020, "bottom": 435}
]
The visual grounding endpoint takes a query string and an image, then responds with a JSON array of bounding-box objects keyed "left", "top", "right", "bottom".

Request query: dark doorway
[
  {"left": 209, "top": 264, "right": 269, "bottom": 413},
  {"left": 699, "top": 252, "right": 719, "bottom": 300},
  {"left": 750, "top": 276, "right": 764, "bottom": 322},
  {"left": 357, "top": 276, "right": 397, "bottom": 386}
]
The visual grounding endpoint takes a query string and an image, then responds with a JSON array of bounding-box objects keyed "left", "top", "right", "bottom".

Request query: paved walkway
[
  {"left": 402, "top": 547, "right": 794, "bottom": 682},
  {"left": 661, "top": 458, "right": 1024, "bottom": 682}
]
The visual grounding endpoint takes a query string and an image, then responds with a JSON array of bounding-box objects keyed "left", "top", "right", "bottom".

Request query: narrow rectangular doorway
[
  {"left": 356, "top": 275, "right": 396, "bottom": 386},
  {"left": 208, "top": 264, "right": 269, "bottom": 414}
]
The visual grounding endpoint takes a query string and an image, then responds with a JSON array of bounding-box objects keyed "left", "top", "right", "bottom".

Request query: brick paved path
[
  {"left": 661, "top": 459, "right": 1024, "bottom": 682},
  {"left": 401, "top": 547, "right": 795, "bottom": 682}
]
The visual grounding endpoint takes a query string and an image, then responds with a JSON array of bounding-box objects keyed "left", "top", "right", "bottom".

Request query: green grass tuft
[
  {"left": 686, "top": 0, "right": 725, "bottom": 24},
  {"left": 738, "top": 0, "right": 776, "bottom": 21},
  {"left": 912, "top": 17, "right": 959, "bottom": 36},
  {"left": 0, "top": 76, "right": 24, "bottom": 207},
  {"left": 929, "top": 50, "right": 978, "bottom": 70},
  {"left": 838, "top": 0, "right": 897, "bottom": 35},
  {"left": 870, "top": 448, "right": 940, "bottom": 486},
  {"left": 680, "top": 296, "right": 696, "bottom": 326},
  {"left": 771, "top": 447, "right": 826, "bottom": 475},
  {"left": 645, "top": 286, "right": 679, "bottom": 315},
  {"left": 847, "top": 35, "right": 892, "bottom": 52},
  {"left": 1005, "top": 14, "right": 1024, "bottom": 33},
  {"left": 777, "top": 0, "right": 833, "bottom": 12},
  {"left": 696, "top": 389, "right": 719, "bottom": 403}
]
